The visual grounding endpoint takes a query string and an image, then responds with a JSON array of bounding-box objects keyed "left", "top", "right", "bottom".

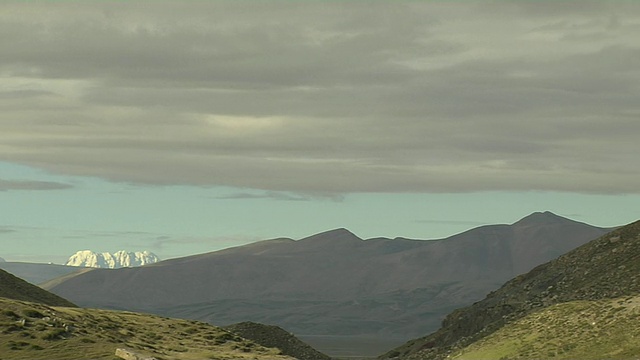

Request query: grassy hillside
[
  {"left": 0, "top": 269, "right": 76, "bottom": 307},
  {"left": 0, "top": 297, "right": 293, "bottom": 360},
  {"left": 454, "top": 295, "right": 640, "bottom": 359}
]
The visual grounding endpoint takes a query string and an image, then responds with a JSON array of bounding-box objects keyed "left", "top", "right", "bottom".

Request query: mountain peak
[
  {"left": 299, "top": 228, "right": 362, "bottom": 244},
  {"left": 65, "top": 250, "right": 160, "bottom": 268},
  {"left": 514, "top": 211, "right": 569, "bottom": 225}
]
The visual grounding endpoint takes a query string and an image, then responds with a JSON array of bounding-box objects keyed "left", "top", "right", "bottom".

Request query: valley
[{"left": 43, "top": 212, "right": 610, "bottom": 356}]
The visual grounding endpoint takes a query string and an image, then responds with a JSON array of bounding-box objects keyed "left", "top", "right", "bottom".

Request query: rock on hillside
[
  {"left": 65, "top": 250, "right": 159, "bottom": 268},
  {"left": 225, "top": 322, "right": 332, "bottom": 360},
  {"left": 0, "top": 268, "right": 76, "bottom": 307},
  {"left": 382, "top": 219, "right": 640, "bottom": 360}
]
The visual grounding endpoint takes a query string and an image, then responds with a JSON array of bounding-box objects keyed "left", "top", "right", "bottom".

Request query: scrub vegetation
[
  {"left": 0, "top": 297, "right": 293, "bottom": 360},
  {"left": 454, "top": 296, "right": 640, "bottom": 359}
]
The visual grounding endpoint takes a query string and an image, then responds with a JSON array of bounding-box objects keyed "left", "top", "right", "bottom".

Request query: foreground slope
[
  {"left": 455, "top": 295, "right": 640, "bottom": 359},
  {"left": 0, "top": 297, "right": 293, "bottom": 360},
  {"left": 48, "top": 213, "right": 610, "bottom": 348},
  {"left": 0, "top": 269, "right": 75, "bottom": 307},
  {"left": 382, "top": 219, "right": 640, "bottom": 360}
]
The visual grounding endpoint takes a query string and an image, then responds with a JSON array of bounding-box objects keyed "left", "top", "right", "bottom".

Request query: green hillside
[{"left": 455, "top": 296, "right": 640, "bottom": 359}]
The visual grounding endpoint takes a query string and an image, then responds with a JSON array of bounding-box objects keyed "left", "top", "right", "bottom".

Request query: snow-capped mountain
[
  {"left": 0, "top": 257, "right": 5, "bottom": 262},
  {"left": 65, "top": 250, "right": 160, "bottom": 268}
]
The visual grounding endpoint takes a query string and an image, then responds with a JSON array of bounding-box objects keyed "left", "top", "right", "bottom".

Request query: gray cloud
[
  {"left": 1, "top": 2, "right": 639, "bottom": 194},
  {"left": 214, "top": 191, "right": 311, "bottom": 202},
  {"left": 213, "top": 190, "right": 344, "bottom": 202},
  {"left": 0, "top": 179, "right": 73, "bottom": 191},
  {"left": 0, "top": 227, "right": 17, "bottom": 234},
  {"left": 147, "top": 234, "right": 261, "bottom": 254},
  {"left": 414, "top": 219, "right": 489, "bottom": 228}
]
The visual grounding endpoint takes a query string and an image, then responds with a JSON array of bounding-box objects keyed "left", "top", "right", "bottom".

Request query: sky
[{"left": 1, "top": 1, "right": 639, "bottom": 263}]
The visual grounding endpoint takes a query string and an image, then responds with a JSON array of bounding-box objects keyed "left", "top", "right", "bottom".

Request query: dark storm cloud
[{"left": 1, "top": 2, "right": 639, "bottom": 193}]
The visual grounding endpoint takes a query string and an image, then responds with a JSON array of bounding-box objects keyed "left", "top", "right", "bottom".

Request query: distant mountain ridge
[
  {"left": 48, "top": 212, "right": 612, "bottom": 356},
  {"left": 65, "top": 250, "right": 159, "bottom": 268}
]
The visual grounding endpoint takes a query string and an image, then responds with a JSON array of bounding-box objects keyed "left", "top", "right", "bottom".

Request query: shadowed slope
[
  {"left": 225, "top": 321, "right": 332, "bottom": 360},
  {"left": 0, "top": 269, "right": 75, "bottom": 307}
]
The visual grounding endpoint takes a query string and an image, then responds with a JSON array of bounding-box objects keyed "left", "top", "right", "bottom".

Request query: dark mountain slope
[
  {"left": 48, "top": 213, "right": 611, "bottom": 349},
  {"left": 224, "top": 321, "right": 332, "bottom": 360},
  {"left": 0, "top": 268, "right": 76, "bottom": 307},
  {"left": 382, "top": 219, "right": 640, "bottom": 360}
]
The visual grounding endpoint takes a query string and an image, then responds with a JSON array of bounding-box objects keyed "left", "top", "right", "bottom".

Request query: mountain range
[
  {"left": 65, "top": 250, "right": 160, "bottom": 268},
  {"left": 47, "top": 212, "right": 611, "bottom": 356}
]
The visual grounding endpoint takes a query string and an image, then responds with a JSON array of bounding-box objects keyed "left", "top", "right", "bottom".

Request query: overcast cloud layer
[{"left": 1, "top": 2, "right": 639, "bottom": 194}]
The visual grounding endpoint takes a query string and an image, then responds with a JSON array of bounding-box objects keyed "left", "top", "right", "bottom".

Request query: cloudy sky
[{"left": 1, "top": 1, "right": 639, "bottom": 263}]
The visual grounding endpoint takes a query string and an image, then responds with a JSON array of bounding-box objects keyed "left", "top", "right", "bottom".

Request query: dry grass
[
  {"left": 0, "top": 297, "right": 293, "bottom": 360},
  {"left": 453, "top": 295, "right": 640, "bottom": 359}
]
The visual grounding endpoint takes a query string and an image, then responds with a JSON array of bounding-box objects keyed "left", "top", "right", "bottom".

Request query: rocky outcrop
[{"left": 115, "top": 348, "right": 158, "bottom": 360}]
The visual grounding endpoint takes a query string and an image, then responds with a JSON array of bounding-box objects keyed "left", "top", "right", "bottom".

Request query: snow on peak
[
  {"left": 0, "top": 256, "right": 5, "bottom": 262},
  {"left": 65, "top": 250, "right": 160, "bottom": 268}
]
